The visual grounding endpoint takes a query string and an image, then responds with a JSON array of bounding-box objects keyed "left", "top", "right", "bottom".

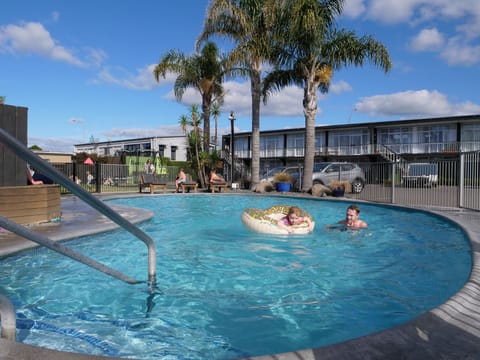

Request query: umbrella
[{"left": 84, "top": 157, "right": 94, "bottom": 165}]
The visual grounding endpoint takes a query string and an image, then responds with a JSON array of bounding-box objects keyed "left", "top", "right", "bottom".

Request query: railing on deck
[
  {"left": 0, "top": 128, "right": 157, "bottom": 289},
  {"left": 232, "top": 141, "right": 480, "bottom": 159}
]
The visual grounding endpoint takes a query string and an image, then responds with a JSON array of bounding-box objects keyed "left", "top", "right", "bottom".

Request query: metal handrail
[
  {"left": 0, "top": 294, "right": 16, "bottom": 340},
  {"left": 0, "top": 128, "right": 156, "bottom": 289}
]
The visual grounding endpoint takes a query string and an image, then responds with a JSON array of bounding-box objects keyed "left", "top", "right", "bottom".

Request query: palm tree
[
  {"left": 154, "top": 41, "right": 226, "bottom": 152},
  {"left": 263, "top": 0, "right": 391, "bottom": 191},
  {"left": 197, "top": 0, "right": 279, "bottom": 189}
]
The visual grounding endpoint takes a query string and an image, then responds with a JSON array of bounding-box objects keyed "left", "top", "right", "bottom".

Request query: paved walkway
[{"left": 1, "top": 195, "right": 480, "bottom": 359}]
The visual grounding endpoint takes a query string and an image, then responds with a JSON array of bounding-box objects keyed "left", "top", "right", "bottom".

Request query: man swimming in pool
[
  {"left": 277, "top": 206, "right": 314, "bottom": 234},
  {"left": 339, "top": 204, "right": 368, "bottom": 229}
]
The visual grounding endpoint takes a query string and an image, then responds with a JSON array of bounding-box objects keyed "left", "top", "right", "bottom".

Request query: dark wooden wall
[{"left": 0, "top": 104, "right": 28, "bottom": 186}]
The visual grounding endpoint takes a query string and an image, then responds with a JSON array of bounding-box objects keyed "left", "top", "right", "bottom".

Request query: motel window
[
  {"left": 235, "top": 137, "right": 249, "bottom": 157},
  {"left": 260, "top": 135, "right": 284, "bottom": 157},
  {"left": 286, "top": 134, "right": 304, "bottom": 157},
  {"left": 171, "top": 146, "right": 177, "bottom": 161},
  {"left": 158, "top": 144, "right": 165, "bottom": 158}
]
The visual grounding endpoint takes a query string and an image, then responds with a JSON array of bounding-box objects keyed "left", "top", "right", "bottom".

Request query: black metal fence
[
  {"left": 50, "top": 163, "right": 185, "bottom": 194},
  {"left": 50, "top": 151, "right": 480, "bottom": 212},
  {"left": 351, "top": 151, "right": 479, "bottom": 211}
]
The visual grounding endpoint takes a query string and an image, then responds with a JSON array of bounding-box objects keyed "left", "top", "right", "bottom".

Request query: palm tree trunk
[
  {"left": 214, "top": 116, "right": 218, "bottom": 150},
  {"left": 250, "top": 68, "right": 262, "bottom": 189},
  {"left": 202, "top": 95, "right": 211, "bottom": 152},
  {"left": 302, "top": 80, "right": 318, "bottom": 191}
]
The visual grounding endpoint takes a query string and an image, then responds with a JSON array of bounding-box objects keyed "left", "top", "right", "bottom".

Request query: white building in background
[{"left": 74, "top": 136, "right": 189, "bottom": 161}]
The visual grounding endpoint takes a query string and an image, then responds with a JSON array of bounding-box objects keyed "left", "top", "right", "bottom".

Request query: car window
[
  {"left": 341, "top": 164, "right": 354, "bottom": 171},
  {"left": 409, "top": 164, "right": 438, "bottom": 176},
  {"left": 326, "top": 164, "right": 340, "bottom": 173},
  {"left": 264, "top": 167, "right": 285, "bottom": 177},
  {"left": 286, "top": 168, "right": 299, "bottom": 175},
  {"left": 314, "top": 163, "right": 328, "bottom": 172}
]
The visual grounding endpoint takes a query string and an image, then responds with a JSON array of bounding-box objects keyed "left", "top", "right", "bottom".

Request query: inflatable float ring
[{"left": 241, "top": 205, "right": 315, "bottom": 235}]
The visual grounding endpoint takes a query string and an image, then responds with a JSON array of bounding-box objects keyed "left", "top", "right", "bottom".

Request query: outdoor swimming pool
[{"left": 0, "top": 195, "right": 472, "bottom": 359}]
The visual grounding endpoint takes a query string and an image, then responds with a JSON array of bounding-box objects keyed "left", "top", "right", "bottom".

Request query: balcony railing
[{"left": 232, "top": 142, "right": 480, "bottom": 159}]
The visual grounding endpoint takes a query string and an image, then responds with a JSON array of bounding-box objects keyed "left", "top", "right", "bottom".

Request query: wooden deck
[{"left": 0, "top": 185, "right": 61, "bottom": 224}]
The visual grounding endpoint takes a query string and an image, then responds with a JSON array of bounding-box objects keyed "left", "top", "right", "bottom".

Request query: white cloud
[
  {"left": 343, "top": 0, "right": 366, "bottom": 18},
  {"left": 410, "top": 28, "right": 444, "bottom": 51},
  {"left": 163, "top": 80, "right": 307, "bottom": 118},
  {"left": 95, "top": 64, "right": 164, "bottom": 90},
  {"left": 355, "top": 89, "right": 480, "bottom": 117},
  {"left": 69, "top": 118, "right": 84, "bottom": 125},
  {"left": 365, "top": 0, "right": 480, "bottom": 25},
  {"left": 261, "top": 86, "right": 306, "bottom": 116},
  {"left": 222, "top": 81, "right": 253, "bottom": 115},
  {"left": 51, "top": 12, "right": 60, "bottom": 22},
  {"left": 330, "top": 80, "right": 352, "bottom": 94},
  {"left": 102, "top": 125, "right": 183, "bottom": 139},
  {"left": 0, "top": 22, "right": 84, "bottom": 66},
  {"left": 366, "top": 0, "right": 418, "bottom": 24},
  {"left": 440, "top": 37, "right": 480, "bottom": 65},
  {"left": 85, "top": 48, "right": 108, "bottom": 68},
  {"left": 348, "top": 1, "right": 480, "bottom": 66},
  {"left": 163, "top": 79, "right": 348, "bottom": 119},
  {"left": 28, "top": 136, "right": 77, "bottom": 153}
]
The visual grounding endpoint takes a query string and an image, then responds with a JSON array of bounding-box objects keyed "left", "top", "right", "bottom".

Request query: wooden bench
[
  {"left": 180, "top": 182, "right": 198, "bottom": 193},
  {"left": 209, "top": 182, "right": 228, "bottom": 193},
  {"left": 139, "top": 174, "right": 167, "bottom": 194}
]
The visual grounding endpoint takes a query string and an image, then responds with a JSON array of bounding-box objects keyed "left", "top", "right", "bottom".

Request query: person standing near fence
[
  {"left": 144, "top": 160, "right": 154, "bottom": 174},
  {"left": 86, "top": 171, "right": 94, "bottom": 187}
]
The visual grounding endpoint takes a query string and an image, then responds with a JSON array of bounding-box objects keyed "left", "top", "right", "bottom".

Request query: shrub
[
  {"left": 329, "top": 180, "right": 351, "bottom": 193},
  {"left": 273, "top": 172, "right": 293, "bottom": 183}
]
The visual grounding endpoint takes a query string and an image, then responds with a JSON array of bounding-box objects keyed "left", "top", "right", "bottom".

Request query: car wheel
[{"left": 351, "top": 179, "right": 364, "bottom": 193}]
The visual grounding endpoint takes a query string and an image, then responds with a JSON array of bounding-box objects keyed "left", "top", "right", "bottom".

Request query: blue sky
[{"left": 1, "top": 0, "right": 479, "bottom": 153}]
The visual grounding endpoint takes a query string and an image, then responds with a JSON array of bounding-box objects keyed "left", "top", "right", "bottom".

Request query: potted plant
[
  {"left": 241, "top": 175, "right": 251, "bottom": 190},
  {"left": 329, "top": 180, "right": 350, "bottom": 197},
  {"left": 273, "top": 172, "right": 293, "bottom": 192}
]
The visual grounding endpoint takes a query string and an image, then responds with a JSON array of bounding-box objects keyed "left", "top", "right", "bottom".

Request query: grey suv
[
  {"left": 312, "top": 162, "right": 365, "bottom": 193},
  {"left": 261, "top": 162, "right": 365, "bottom": 193}
]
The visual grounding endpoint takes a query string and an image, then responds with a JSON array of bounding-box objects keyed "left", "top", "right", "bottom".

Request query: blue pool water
[{"left": 0, "top": 195, "right": 472, "bottom": 359}]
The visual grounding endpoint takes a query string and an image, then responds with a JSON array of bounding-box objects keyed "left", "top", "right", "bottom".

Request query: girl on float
[{"left": 277, "top": 206, "right": 314, "bottom": 234}]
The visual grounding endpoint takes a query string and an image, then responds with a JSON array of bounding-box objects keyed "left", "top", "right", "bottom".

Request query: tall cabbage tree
[
  {"left": 179, "top": 105, "right": 209, "bottom": 187},
  {"left": 211, "top": 102, "right": 221, "bottom": 150},
  {"left": 197, "top": 0, "right": 279, "bottom": 189},
  {"left": 154, "top": 42, "right": 226, "bottom": 152},
  {"left": 263, "top": 0, "right": 391, "bottom": 191}
]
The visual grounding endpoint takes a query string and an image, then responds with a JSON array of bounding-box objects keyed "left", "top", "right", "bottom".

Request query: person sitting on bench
[
  {"left": 27, "top": 165, "right": 53, "bottom": 185},
  {"left": 175, "top": 168, "right": 187, "bottom": 193},
  {"left": 209, "top": 169, "right": 225, "bottom": 183}
]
